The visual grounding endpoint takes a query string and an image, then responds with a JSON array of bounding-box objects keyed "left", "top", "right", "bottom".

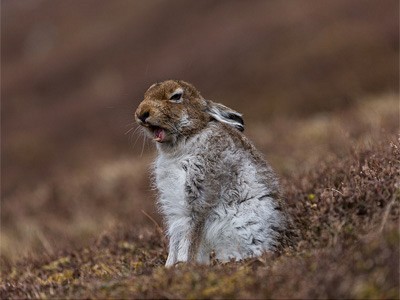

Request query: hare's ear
[{"left": 206, "top": 101, "right": 244, "bottom": 132}]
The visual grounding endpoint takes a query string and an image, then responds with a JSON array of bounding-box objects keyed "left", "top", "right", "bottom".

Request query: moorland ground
[{"left": 1, "top": 95, "right": 399, "bottom": 299}]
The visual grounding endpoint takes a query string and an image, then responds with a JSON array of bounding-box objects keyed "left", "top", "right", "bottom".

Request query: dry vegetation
[
  {"left": 1, "top": 95, "right": 399, "bottom": 299},
  {"left": 1, "top": 0, "right": 399, "bottom": 299}
]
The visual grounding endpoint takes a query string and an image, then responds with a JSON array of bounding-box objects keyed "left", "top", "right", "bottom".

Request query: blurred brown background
[{"left": 1, "top": 0, "right": 399, "bottom": 263}]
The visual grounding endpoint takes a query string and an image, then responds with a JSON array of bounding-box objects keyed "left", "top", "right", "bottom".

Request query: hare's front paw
[
  {"left": 165, "top": 237, "right": 191, "bottom": 267},
  {"left": 165, "top": 255, "right": 188, "bottom": 267},
  {"left": 165, "top": 253, "right": 176, "bottom": 267}
]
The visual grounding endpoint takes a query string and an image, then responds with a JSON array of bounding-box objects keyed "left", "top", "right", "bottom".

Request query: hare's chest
[{"left": 154, "top": 155, "right": 188, "bottom": 212}]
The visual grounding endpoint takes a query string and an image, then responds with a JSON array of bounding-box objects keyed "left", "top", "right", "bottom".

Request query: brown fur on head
[{"left": 135, "top": 80, "right": 244, "bottom": 145}]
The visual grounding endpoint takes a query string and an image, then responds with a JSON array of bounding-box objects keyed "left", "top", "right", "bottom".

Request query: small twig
[
  {"left": 35, "top": 230, "right": 54, "bottom": 256},
  {"left": 141, "top": 210, "right": 164, "bottom": 237},
  {"left": 141, "top": 210, "right": 168, "bottom": 250},
  {"left": 327, "top": 188, "right": 344, "bottom": 196},
  {"left": 379, "top": 194, "right": 397, "bottom": 232}
]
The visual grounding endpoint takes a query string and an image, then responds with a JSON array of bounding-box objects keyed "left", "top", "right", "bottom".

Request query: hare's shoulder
[
  {"left": 186, "top": 122, "right": 246, "bottom": 150},
  {"left": 193, "top": 122, "right": 264, "bottom": 162}
]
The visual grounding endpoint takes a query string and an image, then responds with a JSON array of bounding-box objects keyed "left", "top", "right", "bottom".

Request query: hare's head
[{"left": 135, "top": 80, "right": 244, "bottom": 145}]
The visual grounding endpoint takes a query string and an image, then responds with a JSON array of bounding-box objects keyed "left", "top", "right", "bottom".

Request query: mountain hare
[{"left": 135, "top": 80, "right": 288, "bottom": 266}]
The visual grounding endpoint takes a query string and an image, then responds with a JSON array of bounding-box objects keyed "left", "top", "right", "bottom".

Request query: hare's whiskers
[
  {"left": 140, "top": 133, "right": 147, "bottom": 157},
  {"left": 125, "top": 126, "right": 137, "bottom": 135},
  {"left": 130, "top": 128, "right": 144, "bottom": 149}
]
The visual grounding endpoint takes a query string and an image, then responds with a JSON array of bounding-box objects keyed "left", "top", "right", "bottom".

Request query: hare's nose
[{"left": 138, "top": 111, "right": 150, "bottom": 123}]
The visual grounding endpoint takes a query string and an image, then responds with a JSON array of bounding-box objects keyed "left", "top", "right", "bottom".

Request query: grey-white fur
[{"left": 155, "top": 122, "right": 285, "bottom": 266}]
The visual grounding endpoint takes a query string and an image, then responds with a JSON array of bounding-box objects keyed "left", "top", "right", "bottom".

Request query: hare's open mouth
[{"left": 149, "top": 125, "right": 166, "bottom": 143}]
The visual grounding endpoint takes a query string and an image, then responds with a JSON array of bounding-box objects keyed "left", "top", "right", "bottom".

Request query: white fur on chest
[{"left": 154, "top": 152, "right": 189, "bottom": 220}]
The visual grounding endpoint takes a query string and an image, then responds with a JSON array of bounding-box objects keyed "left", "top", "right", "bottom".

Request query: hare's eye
[{"left": 169, "top": 93, "right": 182, "bottom": 102}]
